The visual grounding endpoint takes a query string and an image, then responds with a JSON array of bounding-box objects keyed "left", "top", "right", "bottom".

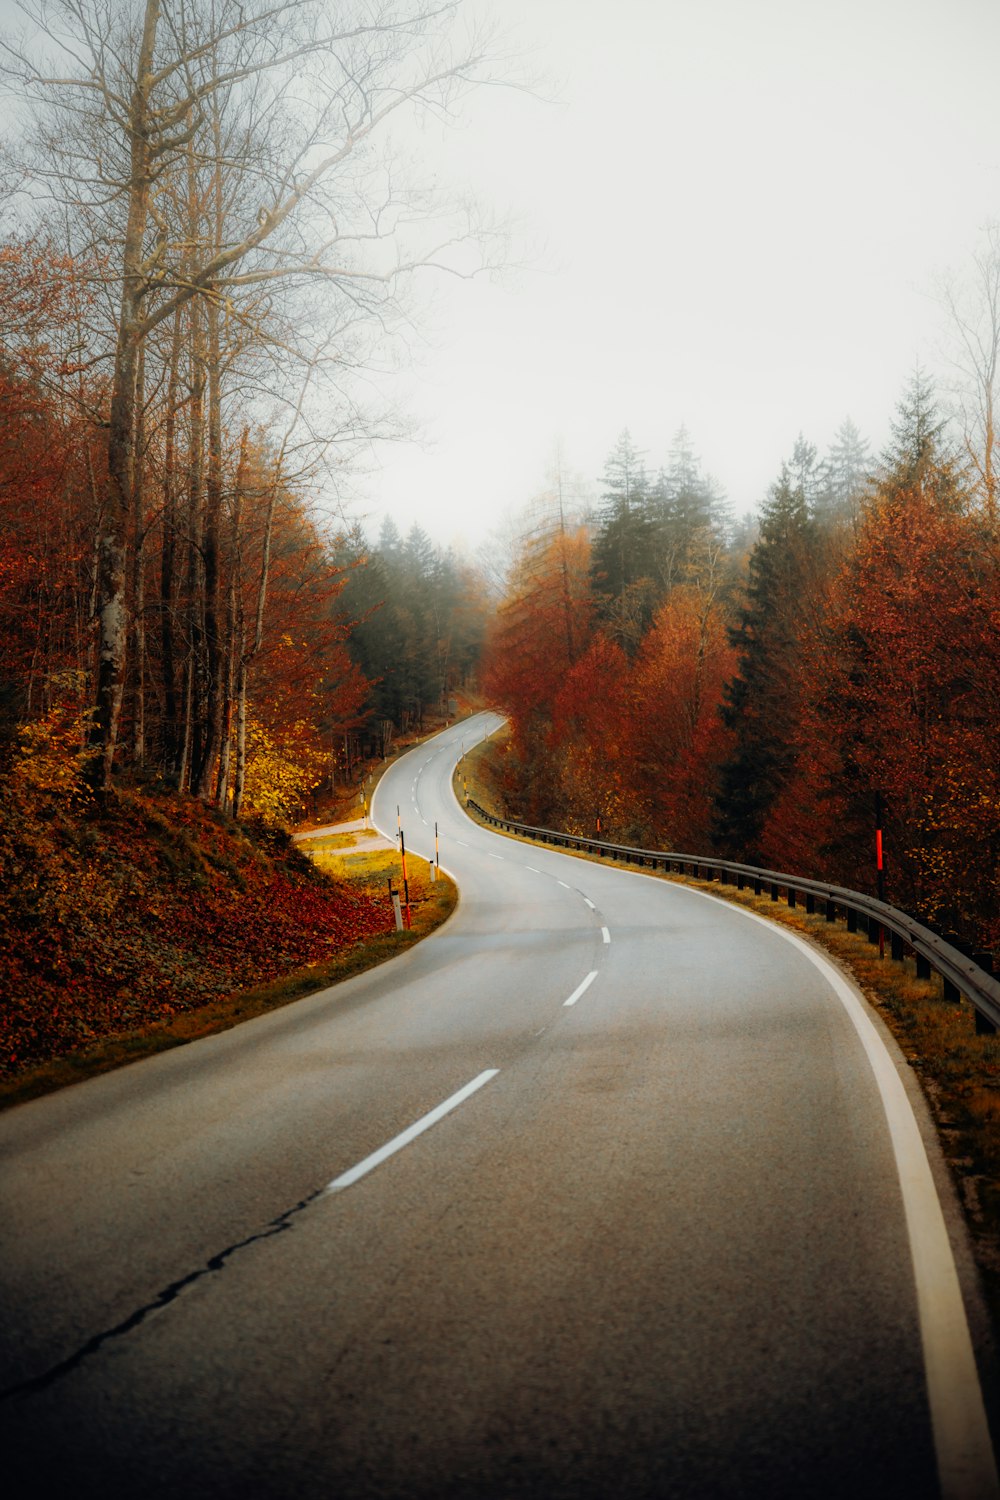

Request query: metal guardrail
[{"left": 466, "top": 800, "right": 1000, "bottom": 1035}]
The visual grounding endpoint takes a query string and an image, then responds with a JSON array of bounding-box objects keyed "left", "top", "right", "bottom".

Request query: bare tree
[
  {"left": 2, "top": 0, "right": 504, "bottom": 790},
  {"left": 936, "top": 222, "right": 1000, "bottom": 527}
]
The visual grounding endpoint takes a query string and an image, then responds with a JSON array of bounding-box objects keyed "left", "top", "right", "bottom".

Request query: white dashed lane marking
[
  {"left": 563, "top": 972, "right": 598, "bottom": 1008},
  {"left": 324, "top": 1071, "right": 500, "bottom": 1195}
]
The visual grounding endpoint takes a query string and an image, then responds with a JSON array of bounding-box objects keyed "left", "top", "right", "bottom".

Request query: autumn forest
[
  {"left": 485, "top": 383, "right": 1000, "bottom": 960},
  {"left": 1, "top": 2, "right": 999, "bottom": 1073}
]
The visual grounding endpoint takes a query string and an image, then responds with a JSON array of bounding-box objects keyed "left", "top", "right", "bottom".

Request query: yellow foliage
[
  {"left": 13, "top": 706, "right": 93, "bottom": 801},
  {"left": 241, "top": 713, "right": 328, "bottom": 825}
]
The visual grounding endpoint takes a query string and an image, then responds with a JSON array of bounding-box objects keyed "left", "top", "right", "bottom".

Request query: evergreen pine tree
[
  {"left": 788, "top": 433, "right": 822, "bottom": 510},
  {"left": 590, "top": 429, "right": 654, "bottom": 601},
  {"left": 818, "top": 417, "right": 871, "bottom": 524},
  {"left": 713, "top": 462, "right": 819, "bottom": 860},
  {"left": 881, "top": 367, "right": 958, "bottom": 500},
  {"left": 651, "top": 425, "right": 721, "bottom": 589},
  {"left": 378, "top": 515, "right": 403, "bottom": 559}
]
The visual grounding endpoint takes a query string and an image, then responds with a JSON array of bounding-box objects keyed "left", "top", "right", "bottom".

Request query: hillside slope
[{"left": 0, "top": 776, "right": 394, "bottom": 1080}]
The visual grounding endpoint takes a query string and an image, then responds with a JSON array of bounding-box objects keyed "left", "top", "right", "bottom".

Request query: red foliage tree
[
  {"left": 548, "top": 632, "right": 646, "bottom": 838},
  {"left": 0, "top": 240, "right": 105, "bottom": 730},
  {"left": 628, "top": 585, "right": 737, "bottom": 849},
  {"left": 807, "top": 482, "right": 1000, "bottom": 944},
  {"left": 482, "top": 523, "right": 593, "bottom": 820}
]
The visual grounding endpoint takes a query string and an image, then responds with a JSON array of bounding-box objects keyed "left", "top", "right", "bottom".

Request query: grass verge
[{"left": 458, "top": 730, "right": 1000, "bottom": 1331}]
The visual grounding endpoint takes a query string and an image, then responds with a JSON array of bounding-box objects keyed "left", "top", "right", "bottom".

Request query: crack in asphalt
[{"left": 0, "top": 1184, "right": 326, "bottom": 1403}]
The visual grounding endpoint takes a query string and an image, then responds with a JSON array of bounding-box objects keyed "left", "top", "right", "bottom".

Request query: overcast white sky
[{"left": 363, "top": 0, "right": 1000, "bottom": 549}]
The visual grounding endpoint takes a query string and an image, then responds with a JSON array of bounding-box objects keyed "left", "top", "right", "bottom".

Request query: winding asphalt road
[{"left": 1, "top": 712, "right": 997, "bottom": 1498}]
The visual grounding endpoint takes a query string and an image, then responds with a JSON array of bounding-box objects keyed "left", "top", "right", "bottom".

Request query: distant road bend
[{"left": 0, "top": 711, "right": 997, "bottom": 1499}]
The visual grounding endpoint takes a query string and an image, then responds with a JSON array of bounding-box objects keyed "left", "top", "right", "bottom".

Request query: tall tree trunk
[
  {"left": 231, "top": 464, "right": 280, "bottom": 819},
  {"left": 89, "top": 0, "right": 161, "bottom": 791},
  {"left": 161, "top": 308, "right": 183, "bottom": 772},
  {"left": 196, "top": 103, "right": 227, "bottom": 798},
  {"left": 180, "top": 119, "right": 207, "bottom": 793},
  {"left": 216, "top": 428, "right": 249, "bottom": 811},
  {"left": 195, "top": 289, "right": 223, "bottom": 797},
  {"left": 178, "top": 645, "right": 195, "bottom": 794},
  {"left": 131, "top": 340, "right": 147, "bottom": 767},
  {"left": 132, "top": 547, "right": 146, "bottom": 765},
  {"left": 232, "top": 659, "right": 249, "bottom": 821},
  {"left": 182, "top": 296, "right": 206, "bottom": 791}
]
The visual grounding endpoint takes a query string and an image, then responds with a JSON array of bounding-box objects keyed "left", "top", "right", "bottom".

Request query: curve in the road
[
  {"left": 375, "top": 711, "right": 999, "bottom": 1499},
  {"left": 0, "top": 710, "right": 996, "bottom": 1500}
]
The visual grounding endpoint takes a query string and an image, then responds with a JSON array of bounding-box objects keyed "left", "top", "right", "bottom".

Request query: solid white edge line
[
  {"left": 323, "top": 1070, "right": 500, "bottom": 1195},
  {"left": 564, "top": 970, "right": 598, "bottom": 1007},
  {"left": 601, "top": 926, "right": 611, "bottom": 944},
  {"left": 682, "top": 885, "right": 999, "bottom": 1500},
  {"left": 361, "top": 728, "right": 999, "bottom": 1493}
]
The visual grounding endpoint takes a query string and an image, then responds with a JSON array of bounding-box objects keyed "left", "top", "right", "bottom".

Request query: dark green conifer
[{"left": 713, "top": 461, "right": 819, "bottom": 860}]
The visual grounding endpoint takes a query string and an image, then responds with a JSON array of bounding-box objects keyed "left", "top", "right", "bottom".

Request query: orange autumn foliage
[
  {"left": 628, "top": 587, "right": 737, "bottom": 849},
  {"left": 810, "top": 485, "right": 1000, "bottom": 942}
]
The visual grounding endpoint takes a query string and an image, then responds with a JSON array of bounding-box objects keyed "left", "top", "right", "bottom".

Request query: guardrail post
[
  {"left": 847, "top": 908, "right": 858, "bottom": 933},
  {"left": 825, "top": 899, "right": 837, "bottom": 922},
  {"left": 737, "top": 872, "right": 745, "bottom": 890},
  {"left": 942, "top": 976, "right": 961, "bottom": 1003},
  {"left": 787, "top": 888, "right": 796, "bottom": 909},
  {"left": 974, "top": 954, "right": 997, "bottom": 1034},
  {"left": 770, "top": 882, "right": 780, "bottom": 902},
  {"left": 890, "top": 930, "right": 904, "bottom": 961},
  {"left": 916, "top": 954, "right": 932, "bottom": 980},
  {"left": 754, "top": 877, "right": 763, "bottom": 896},
  {"left": 806, "top": 893, "right": 815, "bottom": 914},
  {"left": 867, "top": 915, "right": 881, "bottom": 945}
]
